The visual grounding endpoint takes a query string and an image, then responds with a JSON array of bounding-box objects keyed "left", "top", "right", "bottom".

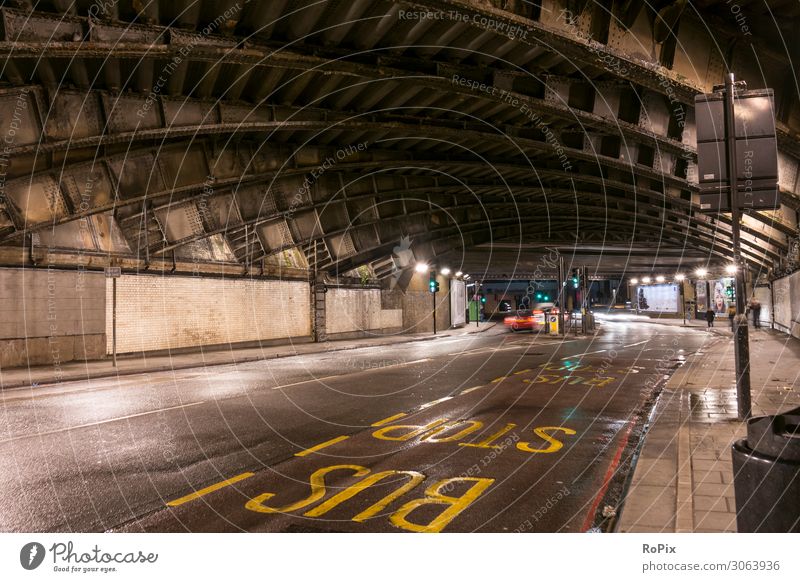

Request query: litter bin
[{"left": 731, "top": 405, "right": 800, "bottom": 532}]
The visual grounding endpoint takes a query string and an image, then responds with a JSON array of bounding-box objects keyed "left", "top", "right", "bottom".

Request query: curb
[{"left": 1, "top": 323, "right": 499, "bottom": 391}]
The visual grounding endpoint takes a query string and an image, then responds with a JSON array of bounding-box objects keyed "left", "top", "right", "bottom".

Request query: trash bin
[{"left": 731, "top": 406, "right": 800, "bottom": 532}]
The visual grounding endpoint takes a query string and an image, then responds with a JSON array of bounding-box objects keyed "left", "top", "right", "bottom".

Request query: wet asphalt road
[{"left": 0, "top": 320, "right": 712, "bottom": 532}]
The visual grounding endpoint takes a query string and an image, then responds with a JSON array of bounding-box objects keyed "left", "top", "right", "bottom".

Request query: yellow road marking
[
  {"left": 166, "top": 472, "right": 254, "bottom": 507},
  {"left": 294, "top": 435, "right": 349, "bottom": 457},
  {"left": 419, "top": 396, "right": 453, "bottom": 409},
  {"left": 371, "top": 413, "right": 407, "bottom": 427},
  {"left": 459, "top": 385, "right": 484, "bottom": 395},
  {"left": 513, "top": 369, "right": 532, "bottom": 375},
  {"left": 490, "top": 376, "right": 507, "bottom": 383}
]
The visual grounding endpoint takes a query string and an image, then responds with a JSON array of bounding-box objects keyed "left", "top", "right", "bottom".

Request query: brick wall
[
  {"left": 106, "top": 274, "right": 310, "bottom": 354},
  {"left": 325, "top": 288, "right": 402, "bottom": 337},
  {"left": 0, "top": 267, "right": 105, "bottom": 367}
]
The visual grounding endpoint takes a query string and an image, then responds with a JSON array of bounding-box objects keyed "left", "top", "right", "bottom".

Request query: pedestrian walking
[
  {"left": 727, "top": 303, "right": 736, "bottom": 329},
  {"left": 705, "top": 307, "right": 715, "bottom": 328},
  {"left": 749, "top": 298, "right": 762, "bottom": 329}
]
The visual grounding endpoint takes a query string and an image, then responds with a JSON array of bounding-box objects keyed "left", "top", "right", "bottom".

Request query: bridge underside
[{"left": 0, "top": 0, "right": 797, "bottom": 283}]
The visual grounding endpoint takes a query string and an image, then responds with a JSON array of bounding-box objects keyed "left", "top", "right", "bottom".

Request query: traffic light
[
  {"left": 725, "top": 285, "right": 734, "bottom": 298},
  {"left": 480, "top": 295, "right": 487, "bottom": 304},
  {"left": 571, "top": 268, "right": 579, "bottom": 288},
  {"left": 429, "top": 271, "right": 439, "bottom": 293},
  {"left": 535, "top": 292, "right": 543, "bottom": 300},
  {"left": 542, "top": 294, "right": 550, "bottom": 301}
]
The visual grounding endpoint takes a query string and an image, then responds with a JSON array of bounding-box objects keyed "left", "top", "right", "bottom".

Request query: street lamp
[
  {"left": 656, "top": 275, "right": 665, "bottom": 283},
  {"left": 725, "top": 264, "right": 737, "bottom": 275},
  {"left": 675, "top": 273, "right": 686, "bottom": 282},
  {"left": 630, "top": 278, "right": 639, "bottom": 285},
  {"left": 695, "top": 268, "right": 708, "bottom": 278},
  {"left": 455, "top": 271, "right": 463, "bottom": 278},
  {"left": 642, "top": 276, "right": 651, "bottom": 284},
  {"left": 440, "top": 267, "right": 451, "bottom": 276},
  {"left": 415, "top": 262, "right": 429, "bottom": 273}
]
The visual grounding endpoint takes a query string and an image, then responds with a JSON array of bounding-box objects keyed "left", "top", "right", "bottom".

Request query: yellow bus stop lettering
[
  {"left": 390, "top": 477, "right": 495, "bottom": 533},
  {"left": 517, "top": 426, "right": 577, "bottom": 454},
  {"left": 245, "top": 464, "right": 369, "bottom": 514},
  {"left": 421, "top": 420, "right": 484, "bottom": 443},
  {"left": 459, "top": 423, "right": 517, "bottom": 450},
  {"left": 305, "top": 470, "right": 424, "bottom": 520},
  {"left": 372, "top": 419, "right": 447, "bottom": 441}
]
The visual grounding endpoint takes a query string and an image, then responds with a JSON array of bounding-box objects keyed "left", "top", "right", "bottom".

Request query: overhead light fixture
[
  {"left": 455, "top": 271, "right": 463, "bottom": 278},
  {"left": 655, "top": 275, "right": 665, "bottom": 283},
  {"left": 630, "top": 278, "right": 639, "bottom": 285},
  {"left": 464, "top": 274, "right": 471, "bottom": 279},
  {"left": 725, "top": 264, "right": 737, "bottom": 274},
  {"left": 642, "top": 276, "right": 651, "bottom": 284},
  {"left": 440, "top": 267, "right": 451, "bottom": 276},
  {"left": 415, "top": 262, "right": 429, "bottom": 273},
  {"left": 695, "top": 268, "right": 708, "bottom": 278},
  {"left": 675, "top": 274, "right": 686, "bottom": 282}
]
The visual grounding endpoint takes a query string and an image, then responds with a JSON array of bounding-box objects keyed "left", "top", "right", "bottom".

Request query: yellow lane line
[
  {"left": 166, "top": 472, "right": 255, "bottom": 507},
  {"left": 460, "top": 385, "right": 485, "bottom": 395},
  {"left": 294, "top": 435, "right": 349, "bottom": 457},
  {"left": 513, "top": 369, "right": 532, "bottom": 375},
  {"left": 490, "top": 376, "right": 507, "bottom": 383},
  {"left": 371, "top": 413, "right": 407, "bottom": 427}
]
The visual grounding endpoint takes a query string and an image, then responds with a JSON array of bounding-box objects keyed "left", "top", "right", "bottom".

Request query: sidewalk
[
  {"left": 0, "top": 322, "right": 498, "bottom": 390},
  {"left": 618, "top": 326, "right": 800, "bottom": 532}
]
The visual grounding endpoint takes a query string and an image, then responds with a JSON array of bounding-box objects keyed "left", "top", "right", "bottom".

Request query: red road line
[{"left": 580, "top": 421, "right": 634, "bottom": 532}]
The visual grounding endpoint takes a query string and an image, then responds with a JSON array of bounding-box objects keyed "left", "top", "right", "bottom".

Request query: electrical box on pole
[{"left": 696, "top": 89, "right": 779, "bottom": 213}]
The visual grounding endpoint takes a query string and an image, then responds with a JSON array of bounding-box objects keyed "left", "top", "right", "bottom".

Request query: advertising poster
[
  {"left": 710, "top": 278, "right": 734, "bottom": 314},
  {"left": 695, "top": 281, "right": 708, "bottom": 313},
  {"left": 636, "top": 284, "right": 679, "bottom": 313},
  {"left": 451, "top": 279, "right": 466, "bottom": 326}
]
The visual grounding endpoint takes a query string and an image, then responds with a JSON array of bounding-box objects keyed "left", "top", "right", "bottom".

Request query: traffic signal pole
[
  {"left": 723, "top": 72, "right": 752, "bottom": 420},
  {"left": 558, "top": 255, "right": 565, "bottom": 336}
]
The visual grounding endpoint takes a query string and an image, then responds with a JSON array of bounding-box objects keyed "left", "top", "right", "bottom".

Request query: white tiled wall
[{"left": 106, "top": 274, "right": 311, "bottom": 353}]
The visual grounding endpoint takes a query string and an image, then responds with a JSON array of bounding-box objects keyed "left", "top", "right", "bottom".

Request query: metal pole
[
  {"left": 476, "top": 281, "right": 480, "bottom": 327},
  {"left": 723, "top": 72, "right": 752, "bottom": 420},
  {"left": 582, "top": 265, "right": 588, "bottom": 334},
  {"left": 112, "top": 277, "right": 117, "bottom": 368},
  {"left": 681, "top": 281, "right": 686, "bottom": 325},
  {"left": 432, "top": 286, "right": 437, "bottom": 335},
  {"left": 558, "top": 255, "right": 565, "bottom": 336}
]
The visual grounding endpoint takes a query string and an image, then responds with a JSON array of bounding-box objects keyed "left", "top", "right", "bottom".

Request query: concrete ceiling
[{"left": 0, "top": 0, "right": 798, "bottom": 281}]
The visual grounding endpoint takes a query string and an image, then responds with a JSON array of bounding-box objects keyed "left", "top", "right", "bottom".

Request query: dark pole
[
  {"left": 476, "top": 281, "right": 480, "bottom": 327},
  {"left": 582, "top": 265, "right": 588, "bottom": 334},
  {"left": 112, "top": 276, "right": 117, "bottom": 368},
  {"left": 681, "top": 280, "right": 686, "bottom": 325},
  {"left": 432, "top": 271, "right": 437, "bottom": 335},
  {"left": 723, "top": 72, "right": 752, "bottom": 420},
  {"left": 558, "top": 255, "right": 565, "bottom": 336}
]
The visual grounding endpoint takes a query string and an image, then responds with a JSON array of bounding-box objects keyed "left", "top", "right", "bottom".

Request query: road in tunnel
[{"left": 0, "top": 321, "right": 711, "bottom": 532}]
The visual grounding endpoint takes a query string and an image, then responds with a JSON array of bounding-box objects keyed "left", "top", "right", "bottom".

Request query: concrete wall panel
[
  {"left": 0, "top": 267, "right": 106, "bottom": 367},
  {"left": 325, "top": 288, "right": 402, "bottom": 337}
]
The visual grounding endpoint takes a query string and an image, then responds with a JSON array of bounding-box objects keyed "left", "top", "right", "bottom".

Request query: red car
[{"left": 504, "top": 309, "right": 546, "bottom": 332}]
